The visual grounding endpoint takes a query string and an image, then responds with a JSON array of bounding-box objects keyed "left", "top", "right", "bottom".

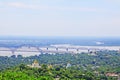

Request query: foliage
[{"left": 0, "top": 51, "right": 120, "bottom": 79}]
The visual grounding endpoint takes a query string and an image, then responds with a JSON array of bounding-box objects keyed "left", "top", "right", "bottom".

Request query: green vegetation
[
  {"left": 0, "top": 51, "right": 120, "bottom": 79},
  {"left": 0, "top": 64, "right": 118, "bottom": 80}
]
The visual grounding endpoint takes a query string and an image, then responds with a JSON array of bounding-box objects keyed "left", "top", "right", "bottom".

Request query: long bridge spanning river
[{"left": 0, "top": 45, "right": 120, "bottom": 57}]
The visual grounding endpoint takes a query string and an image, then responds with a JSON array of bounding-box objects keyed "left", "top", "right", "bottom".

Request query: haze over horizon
[{"left": 0, "top": 0, "right": 120, "bottom": 37}]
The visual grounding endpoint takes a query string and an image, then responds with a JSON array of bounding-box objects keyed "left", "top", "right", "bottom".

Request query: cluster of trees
[
  {"left": 0, "top": 64, "right": 118, "bottom": 80},
  {"left": 0, "top": 51, "right": 120, "bottom": 72},
  {"left": 0, "top": 51, "right": 120, "bottom": 79}
]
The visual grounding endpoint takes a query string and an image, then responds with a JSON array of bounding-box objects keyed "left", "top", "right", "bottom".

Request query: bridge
[
  {"left": 0, "top": 45, "right": 119, "bottom": 57},
  {"left": 0, "top": 46, "right": 89, "bottom": 54}
]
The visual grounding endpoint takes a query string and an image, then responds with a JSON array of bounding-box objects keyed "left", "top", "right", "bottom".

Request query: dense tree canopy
[{"left": 0, "top": 51, "right": 120, "bottom": 79}]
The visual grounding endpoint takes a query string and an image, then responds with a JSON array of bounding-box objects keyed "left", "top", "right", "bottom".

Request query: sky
[{"left": 0, "top": 0, "right": 120, "bottom": 37}]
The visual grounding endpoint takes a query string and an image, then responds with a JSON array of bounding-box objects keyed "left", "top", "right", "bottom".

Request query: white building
[{"left": 27, "top": 60, "right": 41, "bottom": 68}]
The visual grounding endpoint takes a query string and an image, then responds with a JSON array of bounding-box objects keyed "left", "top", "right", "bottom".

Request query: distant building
[
  {"left": 48, "top": 64, "right": 53, "bottom": 69},
  {"left": 27, "top": 60, "right": 41, "bottom": 68},
  {"left": 106, "top": 73, "right": 118, "bottom": 77},
  {"left": 94, "top": 71, "right": 99, "bottom": 76},
  {"left": 66, "top": 63, "right": 71, "bottom": 68},
  {"left": 88, "top": 50, "right": 97, "bottom": 56}
]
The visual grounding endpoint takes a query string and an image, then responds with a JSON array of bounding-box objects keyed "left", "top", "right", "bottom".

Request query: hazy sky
[{"left": 0, "top": 0, "right": 120, "bottom": 37}]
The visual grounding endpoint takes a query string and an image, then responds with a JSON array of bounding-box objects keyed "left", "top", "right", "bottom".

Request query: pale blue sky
[{"left": 0, "top": 0, "right": 120, "bottom": 37}]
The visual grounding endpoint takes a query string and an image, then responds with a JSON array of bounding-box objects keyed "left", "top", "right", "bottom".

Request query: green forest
[{"left": 0, "top": 51, "right": 120, "bottom": 80}]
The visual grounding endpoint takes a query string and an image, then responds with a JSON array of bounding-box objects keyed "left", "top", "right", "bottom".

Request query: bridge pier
[
  {"left": 88, "top": 49, "right": 90, "bottom": 53},
  {"left": 10, "top": 48, "right": 16, "bottom": 55},
  {"left": 56, "top": 48, "right": 58, "bottom": 51},
  {"left": 76, "top": 48, "right": 79, "bottom": 51},
  {"left": 11, "top": 50, "right": 15, "bottom": 55},
  {"left": 36, "top": 47, "right": 43, "bottom": 54},
  {"left": 66, "top": 48, "right": 68, "bottom": 51}
]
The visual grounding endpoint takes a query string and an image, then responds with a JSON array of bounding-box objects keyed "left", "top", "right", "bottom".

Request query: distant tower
[{"left": 31, "top": 60, "right": 41, "bottom": 68}]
